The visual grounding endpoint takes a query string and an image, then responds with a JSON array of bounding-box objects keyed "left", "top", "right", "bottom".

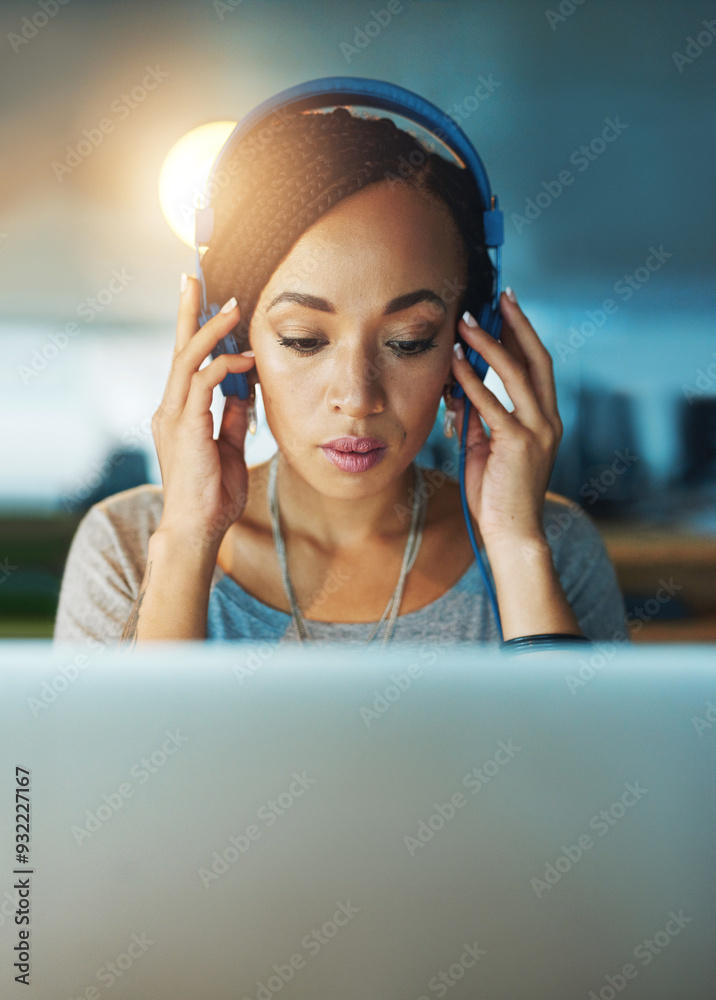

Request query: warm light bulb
[{"left": 159, "top": 121, "right": 236, "bottom": 248}]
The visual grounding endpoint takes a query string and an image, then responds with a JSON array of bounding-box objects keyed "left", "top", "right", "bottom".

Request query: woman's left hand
[{"left": 450, "top": 289, "right": 563, "bottom": 548}]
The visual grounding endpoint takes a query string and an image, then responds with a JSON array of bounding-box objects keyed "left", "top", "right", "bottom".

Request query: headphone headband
[
  {"left": 193, "top": 76, "right": 503, "bottom": 399},
  {"left": 195, "top": 76, "right": 503, "bottom": 250}
]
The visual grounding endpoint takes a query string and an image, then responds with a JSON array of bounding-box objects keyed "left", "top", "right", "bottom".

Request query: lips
[
  {"left": 321, "top": 437, "right": 387, "bottom": 454},
  {"left": 320, "top": 445, "right": 387, "bottom": 473}
]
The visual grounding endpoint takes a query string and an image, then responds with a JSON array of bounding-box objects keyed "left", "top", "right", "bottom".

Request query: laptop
[{"left": 1, "top": 640, "right": 714, "bottom": 999}]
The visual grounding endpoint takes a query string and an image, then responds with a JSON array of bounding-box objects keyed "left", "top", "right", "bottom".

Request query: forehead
[{"left": 261, "top": 181, "right": 465, "bottom": 304}]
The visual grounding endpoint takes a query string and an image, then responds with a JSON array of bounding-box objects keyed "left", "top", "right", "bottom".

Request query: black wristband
[{"left": 500, "top": 633, "right": 590, "bottom": 654}]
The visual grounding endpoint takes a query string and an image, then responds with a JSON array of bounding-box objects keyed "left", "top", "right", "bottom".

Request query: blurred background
[{"left": 1, "top": 0, "right": 714, "bottom": 639}]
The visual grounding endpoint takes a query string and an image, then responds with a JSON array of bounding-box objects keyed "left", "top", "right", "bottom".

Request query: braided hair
[{"left": 201, "top": 105, "right": 496, "bottom": 349}]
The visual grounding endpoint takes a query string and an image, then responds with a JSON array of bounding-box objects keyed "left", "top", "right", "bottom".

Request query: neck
[{"left": 274, "top": 449, "right": 418, "bottom": 554}]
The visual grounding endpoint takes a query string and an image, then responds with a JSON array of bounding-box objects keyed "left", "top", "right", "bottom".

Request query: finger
[
  {"left": 493, "top": 307, "right": 529, "bottom": 371},
  {"left": 452, "top": 395, "right": 490, "bottom": 453},
  {"left": 217, "top": 392, "right": 252, "bottom": 458},
  {"left": 451, "top": 398, "right": 490, "bottom": 502},
  {"left": 458, "top": 315, "right": 548, "bottom": 432},
  {"left": 182, "top": 352, "right": 256, "bottom": 423},
  {"left": 162, "top": 298, "right": 245, "bottom": 417},
  {"left": 174, "top": 274, "right": 200, "bottom": 356},
  {"left": 451, "top": 345, "right": 517, "bottom": 436},
  {"left": 498, "top": 292, "right": 560, "bottom": 420}
]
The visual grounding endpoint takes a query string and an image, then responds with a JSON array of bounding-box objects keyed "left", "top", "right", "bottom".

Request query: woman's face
[{"left": 248, "top": 179, "right": 468, "bottom": 497}]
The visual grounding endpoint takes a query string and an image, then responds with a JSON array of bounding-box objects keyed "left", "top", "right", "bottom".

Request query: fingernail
[
  {"left": 240, "top": 350, "right": 254, "bottom": 357},
  {"left": 461, "top": 310, "right": 478, "bottom": 327},
  {"left": 180, "top": 272, "right": 188, "bottom": 294},
  {"left": 453, "top": 341, "right": 465, "bottom": 361},
  {"left": 504, "top": 286, "right": 517, "bottom": 303},
  {"left": 220, "top": 296, "right": 237, "bottom": 314}
]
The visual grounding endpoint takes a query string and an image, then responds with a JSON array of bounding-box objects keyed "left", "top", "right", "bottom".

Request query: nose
[{"left": 325, "top": 344, "right": 387, "bottom": 418}]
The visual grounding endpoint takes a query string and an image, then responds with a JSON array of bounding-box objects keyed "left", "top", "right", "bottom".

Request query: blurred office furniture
[{"left": 2, "top": 407, "right": 715, "bottom": 641}]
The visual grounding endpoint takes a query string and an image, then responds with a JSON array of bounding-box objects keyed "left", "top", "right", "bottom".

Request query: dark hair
[{"left": 201, "top": 105, "right": 496, "bottom": 348}]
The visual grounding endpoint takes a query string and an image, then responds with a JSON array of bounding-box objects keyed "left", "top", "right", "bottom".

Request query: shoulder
[
  {"left": 543, "top": 490, "right": 604, "bottom": 548},
  {"left": 67, "top": 483, "right": 165, "bottom": 581},
  {"left": 542, "top": 492, "right": 628, "bottom": 641},
  {"left": 415, "top": 476, "right": 606, "bottom": 560},
  {"left": 433, "top": 479, "right": 610, "bottom": 568},
  {"left": 433, "top": 476, "right": 612, "bottom": 579},
  {"left": 542, "top": 490, "right": 617, "bottom": 590},
  {"left": 54, "top": 484, "right": 165, "bottom": 645},
  {"left": 82, "top": 483, "right": 165, "bottom": 543}
]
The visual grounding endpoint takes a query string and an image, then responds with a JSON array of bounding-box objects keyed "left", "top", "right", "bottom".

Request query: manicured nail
[
  {"left": 453, "top": 341, "right": 465, "bottom": 361},
  {"left": 240, "top": 350, "right": 254, "bottom": 357},
  {"left": 220, "top": 296, "right": 237, "bottom": 313},
  {"left": 180, "top": 272, "right": 188, "bottom": 294},
  {"left": 461, "top": 310, "right": 478, "bottom": 327},
  {"left": 504, "top": 286, "right": 517, "bottom": 303}
]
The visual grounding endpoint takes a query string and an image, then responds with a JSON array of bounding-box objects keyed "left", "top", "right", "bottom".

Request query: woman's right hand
[{"left": 151, "top": 273, "right": 257, "bottom": 554}]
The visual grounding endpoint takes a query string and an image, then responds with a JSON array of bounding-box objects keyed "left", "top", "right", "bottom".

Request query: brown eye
[
  {"left": 390, "top": 338, "right": 439, "bottom": 357},
  {"left": 277, "top": 336, "right": 325, "bottom": 356},
  {"left": 276, "top": 334, "right": 439, "bottom": 358}
]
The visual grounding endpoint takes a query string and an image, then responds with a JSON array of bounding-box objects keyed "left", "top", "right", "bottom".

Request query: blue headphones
[{"left": 194, "top": 77, "right": 505, "bottom": 639}]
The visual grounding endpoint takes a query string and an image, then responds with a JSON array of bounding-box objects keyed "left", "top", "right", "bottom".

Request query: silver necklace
[{"left": 268, "top": 450, "right": 427, "bottom": 646}]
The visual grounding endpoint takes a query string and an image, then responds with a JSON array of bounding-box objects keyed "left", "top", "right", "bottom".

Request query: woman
[{"left": 53, "top": 107, "right": 627, "bottom": 647}]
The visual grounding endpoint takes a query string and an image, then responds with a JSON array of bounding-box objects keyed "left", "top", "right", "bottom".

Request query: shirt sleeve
[
  {"left": 545, "top": 498, "right": 630, "bottom": 643},
  {"left": 53, "top": 504, "right": 142, "bottom": 650}
]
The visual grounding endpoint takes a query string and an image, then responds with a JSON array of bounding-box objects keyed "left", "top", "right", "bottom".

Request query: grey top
[{"left": 52, "top": 478, "right": 629, "bottom": 648}]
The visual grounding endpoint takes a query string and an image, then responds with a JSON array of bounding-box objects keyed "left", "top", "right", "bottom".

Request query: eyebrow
[{"left": 266, "top": 288, "right": 447, "bottom": 316}]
